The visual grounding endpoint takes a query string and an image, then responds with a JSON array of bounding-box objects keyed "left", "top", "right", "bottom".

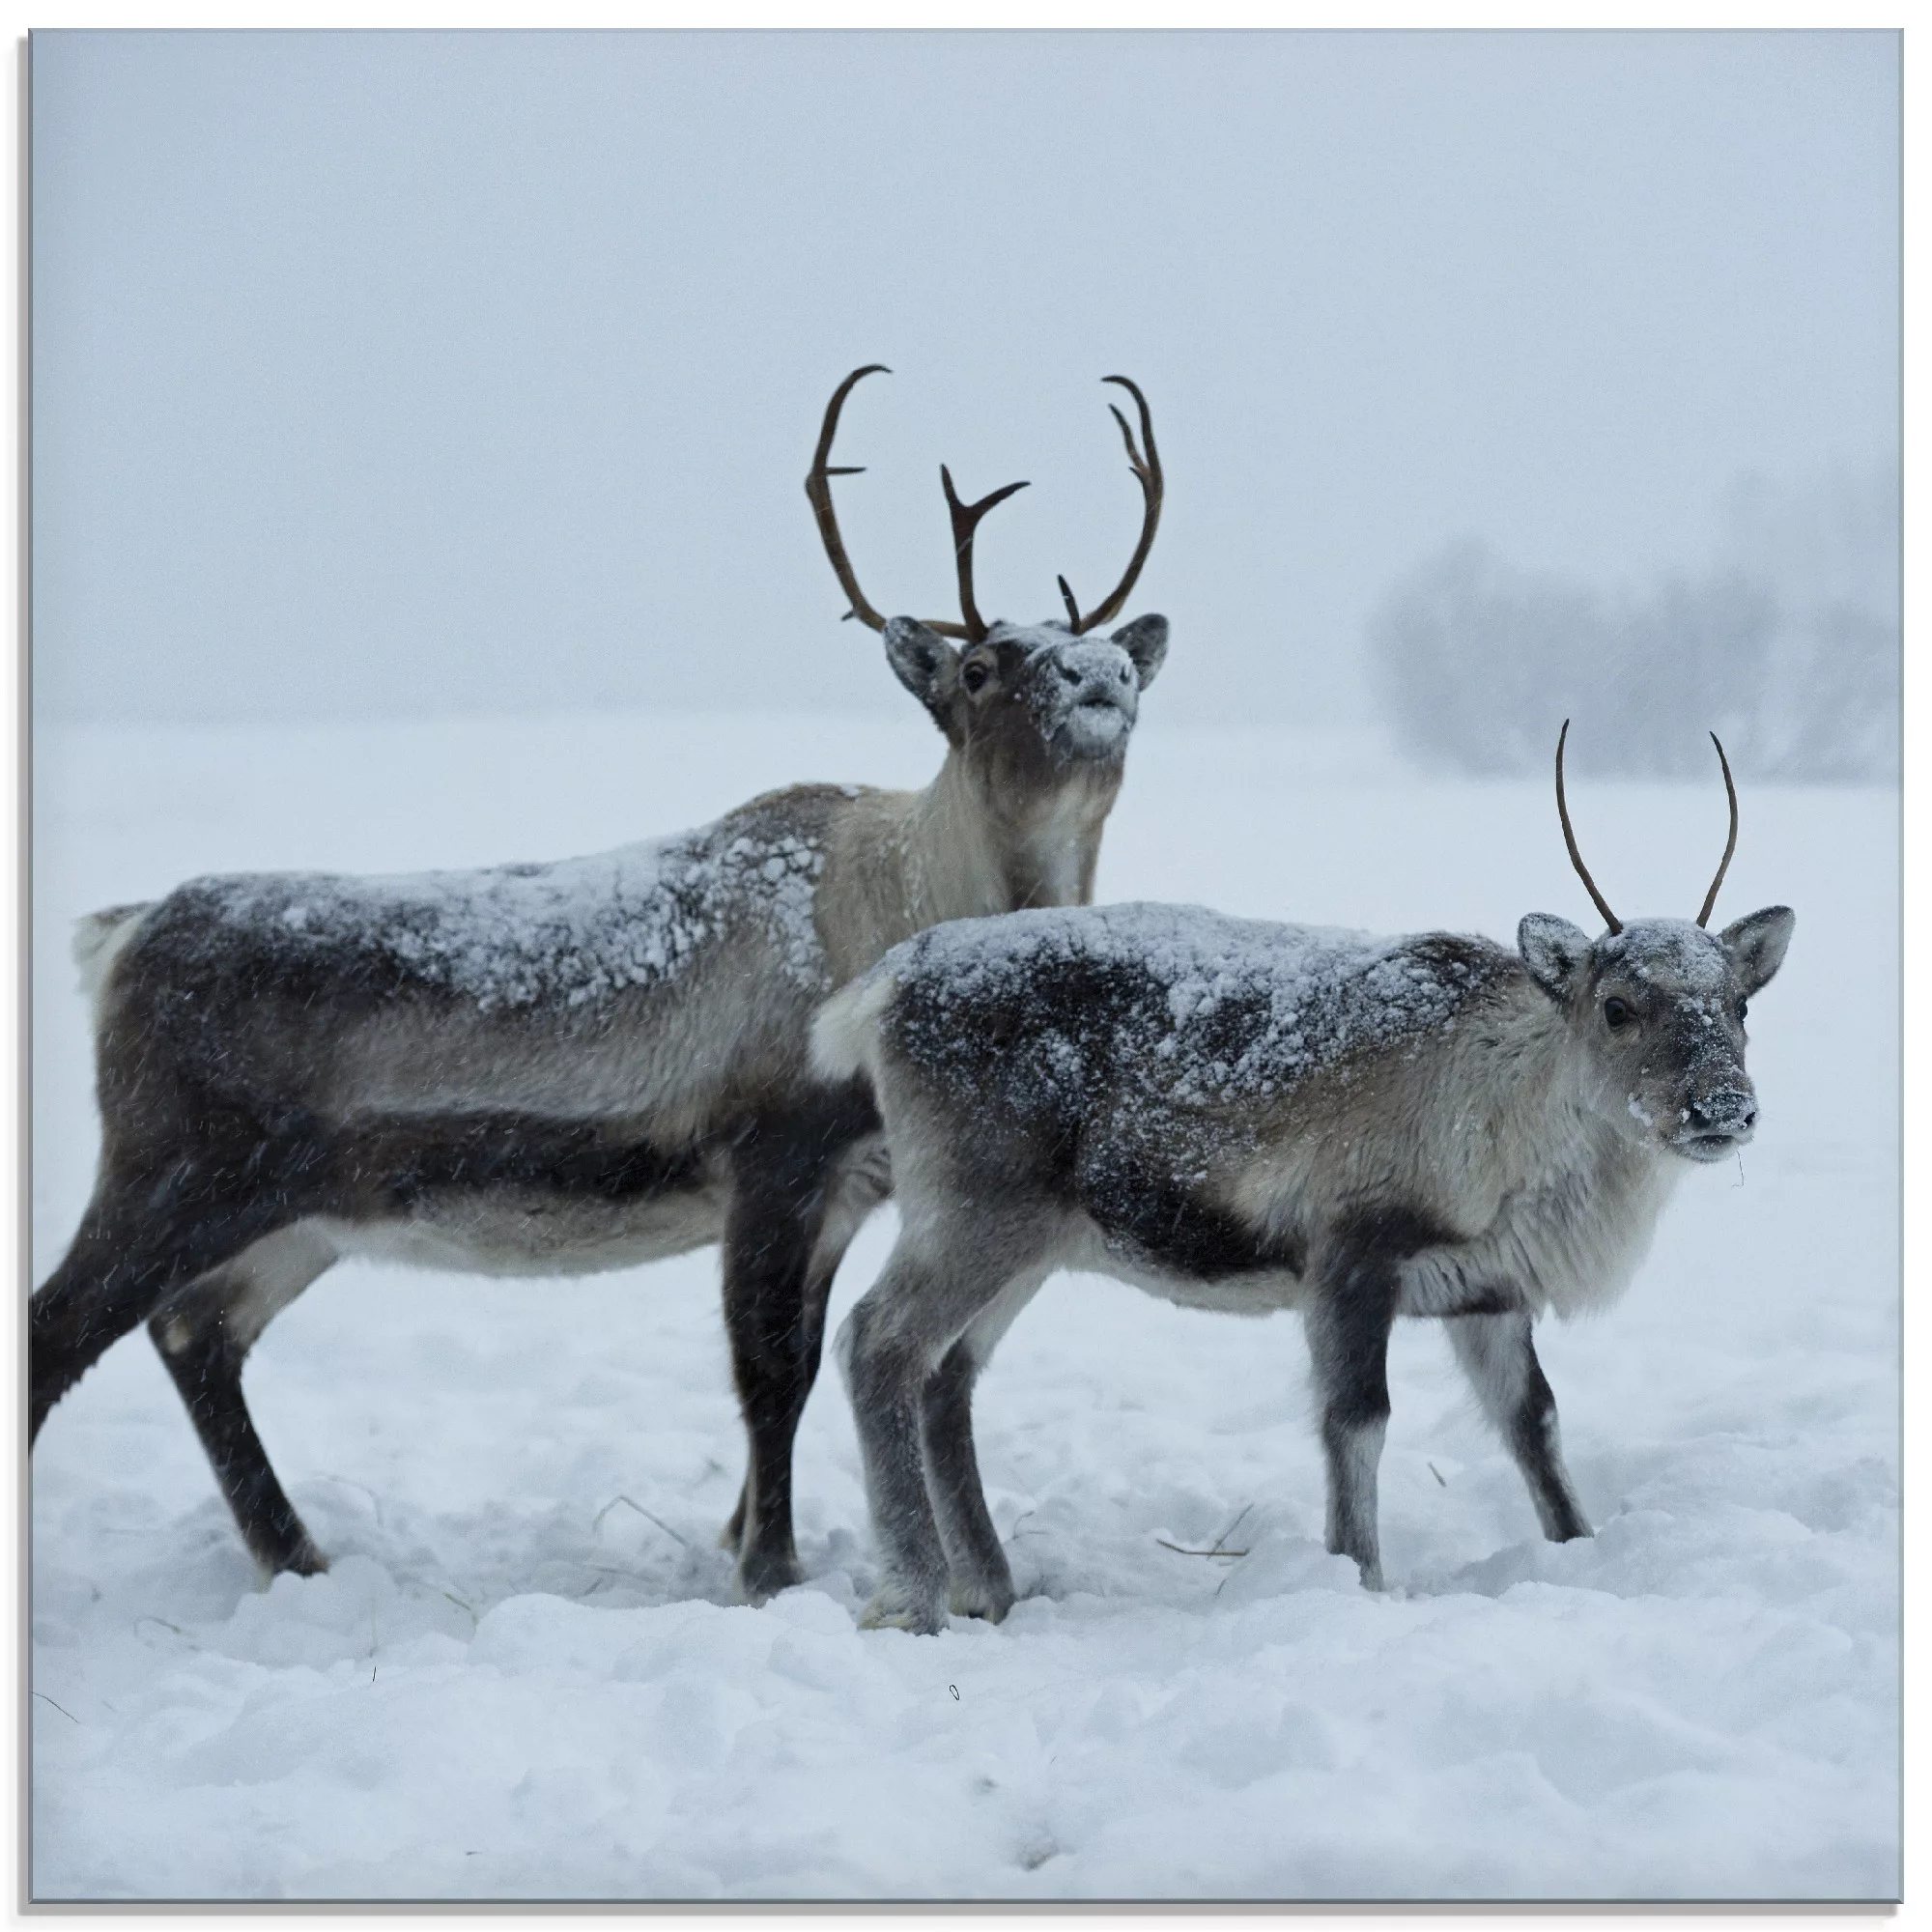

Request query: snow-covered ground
[{"left": 29, "top": 710, "right": 1899, "bottom": 1901}]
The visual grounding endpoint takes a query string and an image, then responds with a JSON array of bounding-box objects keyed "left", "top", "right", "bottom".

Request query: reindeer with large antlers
[
  {"left": 32, "top": 367, "right": 1171, "bottom": 1605},
  {"left": 814, "top": 726, "right": 1794, "bottom": 1631}
]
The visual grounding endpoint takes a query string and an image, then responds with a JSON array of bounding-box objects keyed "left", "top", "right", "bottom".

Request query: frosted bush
[{"left": 1369, "top": 463, "right": 1898, "bottom": 782}]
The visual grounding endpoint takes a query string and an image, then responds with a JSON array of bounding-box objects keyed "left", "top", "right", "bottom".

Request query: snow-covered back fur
[
  {"left": 818, "top": 895, "right": 1795, "bottom": 1632},
  {"left": 32, "top": 611, "right": 1170, "bottom": 1606}
]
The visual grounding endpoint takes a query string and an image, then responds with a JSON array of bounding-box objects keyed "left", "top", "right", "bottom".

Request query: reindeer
[
  {"left": 31, "top": 366, "right": 1171, "bottom": 1605},
  {"left": 814, "top": 726, "right": 1794, "bottom": 1632}
]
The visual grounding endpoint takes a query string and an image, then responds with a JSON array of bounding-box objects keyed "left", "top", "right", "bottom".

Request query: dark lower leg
[
  {"left": 724, "top": 1242, "right": 834, "bottom": 1602},
  {"left": 1320, "top": 1411, "right": 1389, "bottom": 1588},
  {"left": 149, "top": 1303, "right": 326, "bottom": 1576},
  {"left": 721, "top": 1267, "right": 832, "bottom": 1566},
  {"left": 721, "top": 1099, "right": 878, "bottom": 1601},
  {"left": 1446, "top": 1312, "right": 1590, "bottom": 1542},
  {"left": 1307, "top": 1233, "right": 1405, "bottom": 1591}
]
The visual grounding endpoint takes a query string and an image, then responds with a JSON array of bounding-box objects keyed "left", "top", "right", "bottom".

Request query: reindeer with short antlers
[
  {"left": 815, "top": 725, "right": 1794, "bottom": 1632},
  {"left": 31, "top": 366, "right": 1172, "bottom": 1605}
]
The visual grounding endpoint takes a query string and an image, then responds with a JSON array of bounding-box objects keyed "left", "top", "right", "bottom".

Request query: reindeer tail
[
  {"left": 810, "top": 968, "right": 898, "bottom": 1089},
  {"left": 72, "top": 902, "right": 153, "bottom": 1007}
]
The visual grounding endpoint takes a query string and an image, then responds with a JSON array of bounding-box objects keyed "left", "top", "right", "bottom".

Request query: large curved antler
[
  {"left": 804, "top": 365, "right": 1028, "bottom": 643},
  {"left": 1057, "top": 375, "right": 1164, "bottom": 635},
  {"left": 1554, "top": 720, "right": 1623, "bottom": 934},
  {"left": 1695, "top": 733, "right": 1739, "bottom": 928},
  {"left": 804, "top": 364, "right": 894, "bottom": 633}
]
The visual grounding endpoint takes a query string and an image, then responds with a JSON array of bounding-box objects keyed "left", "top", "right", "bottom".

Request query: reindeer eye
[
  {"left": 961, "top": 663, "right": 989, "bottom": 695},
  {"left": 1735, "top": 998, "right": 1748, "bottom": 1024},
  {"left": 1603, "top": 996, "right": 1633, "bottom": 1031}
]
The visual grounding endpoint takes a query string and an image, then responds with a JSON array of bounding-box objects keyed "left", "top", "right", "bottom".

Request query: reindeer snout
[
  {"left": 1059, "top": 658, "right": 1132, "bottom": 696},
  {"left": 1689, "top": 1089, "right": 1756, "bottom": 1135},
  {"left": 1663, "top": 1083, "right": 1758, "bottom": 1161},
  {"left": 1047, "top": 648, "right": 1139, "bottom": 748}
]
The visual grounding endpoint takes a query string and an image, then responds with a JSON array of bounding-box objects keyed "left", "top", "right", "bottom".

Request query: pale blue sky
[{"left": 32, "top": 29, "right": 1899, "bottom": 725}]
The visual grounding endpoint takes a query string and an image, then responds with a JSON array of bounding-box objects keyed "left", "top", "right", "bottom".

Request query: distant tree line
[{"left": 1368, "top": 464, "right": 1899, "bottom": 781}]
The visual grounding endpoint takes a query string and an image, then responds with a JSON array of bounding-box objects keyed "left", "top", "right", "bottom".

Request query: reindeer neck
[
  {"left": 916, "top": 746, "right": 1115, "bottom": 916},
  {"left": 1469, "top": 989, "right": 1675, "bottom": 1230},
  {"left": 814, "top": 746, "right": 1117, "bottom": 985}
]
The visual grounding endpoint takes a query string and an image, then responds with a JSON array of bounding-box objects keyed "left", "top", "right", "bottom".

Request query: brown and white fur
[
  {"left": 814, "top": 856, "right": 1793, "bottom": 1633},
  {"left": 33, "top": 609, "right": 1168, "bottom": 1605}
]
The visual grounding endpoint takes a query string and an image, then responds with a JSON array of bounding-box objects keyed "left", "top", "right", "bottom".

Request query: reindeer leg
[
  {"left": 722, "top": 1096, "right": 884, "bottom": 1605},
  {"left": 32, "top": 1160, "right": 306, "bottom": 1445},
  {"left": 921, "top": 1342, "right": 1009, "bottom": 1621},
  {"left": 1304, "top": 1217, "right": 1415, "bottom": 1591},
  {"left": 1444, "top": 1310, "right": 1591, "bottom": 1543},
  {"left": 839, "top": 1204, "right": 1051, "bottom": 1634},
  {"left": 720, "top": 1206, "right": 822, "bottom": 1605},
  {"left": 148, "top": 1224, "right": 338, "bottom": 1577},
  {"left": 920, "top": 1265, "right": 1048, "bottom": 1622},
  {"left": 837, "top": 1271, "right": 955, "bottom": 1634}
]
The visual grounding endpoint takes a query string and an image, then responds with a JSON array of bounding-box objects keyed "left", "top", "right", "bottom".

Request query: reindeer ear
[
  {"left": 1109, "top": 613, "right": 1169, "bottom": 690},
  {"left": 1518, "top": 914, "right": 1593, "bottom": 1003},
  {"left": 883, "top": 617, "right": 961, "bottom": 724},
  {"left": 1720, "top": 905, "right": 1794, "bottom": 997}
]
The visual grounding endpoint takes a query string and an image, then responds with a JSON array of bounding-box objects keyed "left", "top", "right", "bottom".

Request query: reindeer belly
[
  {"left": 1068, "top": 1175, "right": 1308, "bottom": 1317},
  {"left": 1108, "top": 1251, "right": 1308, "bottom": 1317},
  {"left": 319, "top": 1111, "right": 732, "bottom": 1277},
  {"left": 315, "top": 1173, "right": 731, "bottom": 1278}
]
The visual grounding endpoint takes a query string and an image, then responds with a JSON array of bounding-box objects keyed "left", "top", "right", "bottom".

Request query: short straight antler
[
  {"left": 1554, "top": 720, "right": 1622, "bottom": 934},
  {"left": 1059, "top": 376, "right": 1164, "bottom": 635},
  {"left": 1695, "top": 733, "right": 1739, "bottom": 927},
  {"left": 1555, "top": 723, "right": 1744, "bottom": 934}
]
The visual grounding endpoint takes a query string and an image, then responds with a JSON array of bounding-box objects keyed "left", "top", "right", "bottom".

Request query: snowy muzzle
[
  {"left": 1035, "top": 641, "right": 1140, "bottom": 757},
  {"left": 1666, "top": 1082, "right": 1758, "bottom": 1161}
]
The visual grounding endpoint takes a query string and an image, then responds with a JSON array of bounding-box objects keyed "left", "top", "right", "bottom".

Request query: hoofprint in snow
[{"left": 31, "top": 713, "right": 1898, "bottom": 1901}]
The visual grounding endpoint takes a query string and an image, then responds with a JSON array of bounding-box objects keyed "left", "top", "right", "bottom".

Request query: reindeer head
[
  {"left": 805, "top": 367, "right": 1169, "bottom": 783},
  {"left": 1518, "top": 723, "right": 1795, "bottom": 1164}
]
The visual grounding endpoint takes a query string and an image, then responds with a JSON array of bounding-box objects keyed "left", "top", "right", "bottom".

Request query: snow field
[{"left": 30, "top": 712, "right": 1898, "bottom": 1899}]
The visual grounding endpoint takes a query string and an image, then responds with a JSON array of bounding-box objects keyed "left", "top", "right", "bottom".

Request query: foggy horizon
[{"left": 32, "top": 30, "right": 1899, "bottom": 733}]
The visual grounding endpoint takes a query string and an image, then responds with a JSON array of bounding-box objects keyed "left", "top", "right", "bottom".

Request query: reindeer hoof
[
  {"left": 859, "top": 1584, "right": 946, "bottom": 1634},
  {"left": 734, "top": 1545, "right": 803, "bottom": 1607},
  {"left": 948, "top": 1577, "right": 1014, "bottom": 1624},
  {"left": 256, "top": 1535, "right": 328, "bottom": 1580}
]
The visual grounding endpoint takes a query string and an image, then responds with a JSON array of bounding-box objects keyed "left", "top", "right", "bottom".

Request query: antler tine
[
  {"left": 1065, "top": 375, "right": 1164, "bottom": 635},
  {"left": 941, "top": 464, "right": 1030, "bottom": 644},
  {"left": 805, "top": 364, "right": 894, "bottom": 632},
  {"left": 1555, "top": 720, "right": 1623, "bottom": 934},
  {"left": 1695, "top": 732, "right": 1739, "bottom": 928}
]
